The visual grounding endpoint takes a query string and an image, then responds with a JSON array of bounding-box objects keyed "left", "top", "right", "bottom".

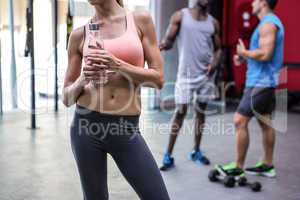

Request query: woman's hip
[{"left": 70, "top": 104, "right": 141, "bottom": 148}]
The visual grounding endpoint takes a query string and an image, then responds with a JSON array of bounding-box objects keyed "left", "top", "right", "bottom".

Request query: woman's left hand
[{"left": 86, "top": 49, "right": 122, "bottom": 71}]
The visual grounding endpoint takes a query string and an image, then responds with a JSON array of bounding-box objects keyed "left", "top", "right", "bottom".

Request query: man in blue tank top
[
  {"left": 218, "top": 0, "right": 284, "bottom": 178},
  {"left": 159, "top": 0, "right": 222, "bottom": 171}
]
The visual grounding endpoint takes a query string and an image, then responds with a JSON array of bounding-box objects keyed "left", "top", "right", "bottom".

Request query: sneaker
[
  {"left": 160, "top": 153, "right": 175, "bottom": 171},
  {"left": 245, "top": 162, "right": 276, "bottom": 178},
  {"left": 189, "top": 149, "right": 210, "bottom": 165},
  {"left": 216, "top": 162, "right": 245, "bottom": 178}
]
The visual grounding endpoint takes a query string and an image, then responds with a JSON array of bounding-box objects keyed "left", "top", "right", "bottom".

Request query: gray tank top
[{"left": 177, "top": 8, "right": 215, "bottom": 86}]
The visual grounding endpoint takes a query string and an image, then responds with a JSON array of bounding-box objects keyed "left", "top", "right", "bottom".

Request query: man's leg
[
  {"left": 189, "top": 102, "right": 210, "bottom": 165},
  {"left": 160, "top": 104, "right": 188, "bottom": 170},
  {"left": 193, "top": 102, "right": 207, "bottom": 151},
  {"left": 166, "top": 104, "right": 188, "bottom": 154},
  {"left": 244, "top": 114, "right": 277, "bottom": 177},
  {"left": 257, "top": 115, "right": 275, "bottom": 166},
  {"left": 161, "top": 83, "right": 192, "bottom": 171},
  {"left": 244, "top": 88, "right": 277, "bottom": 178},
  {"left": 215, "top": 112, "right": 251, "bottom": 178},
  {"left": 234, "top": 113, "right": 251, "bottom": 169}
]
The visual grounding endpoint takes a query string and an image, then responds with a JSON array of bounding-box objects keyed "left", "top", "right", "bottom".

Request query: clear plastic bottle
[{"left": 87, "top": 22, "right": 108, "bottom": 86}]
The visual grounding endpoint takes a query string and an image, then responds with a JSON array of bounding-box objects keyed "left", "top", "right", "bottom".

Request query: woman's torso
[{"left": 77, "top": 11, "right": 144, "bottom": 115}]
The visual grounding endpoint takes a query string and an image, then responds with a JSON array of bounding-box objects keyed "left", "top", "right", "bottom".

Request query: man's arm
[
  {"left": 237, "top": 23, "right": 278, "bottom": 62},
  {"left": 207, "top": 19, "right": 222, "bottom": 75},
  {"left": 159, "top": 11, "right": 182, "bottom": 51}
]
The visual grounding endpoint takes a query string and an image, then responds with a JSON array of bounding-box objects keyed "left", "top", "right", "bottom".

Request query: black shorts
[{"left": 237, "top": 87, "right": 276, "bottom": 118}]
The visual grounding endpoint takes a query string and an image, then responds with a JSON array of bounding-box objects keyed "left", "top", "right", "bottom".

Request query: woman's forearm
[
  {"left": 119, "top": 61, "right": 164, "bottom": 89},
  {"left": 62, "top": 75, "right": 86, "bottom": 107}
]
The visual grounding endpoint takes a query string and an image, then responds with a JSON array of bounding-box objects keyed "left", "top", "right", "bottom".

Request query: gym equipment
[
  {"left": 66, "top": 0, "right": 74, "bottom": 48},
  {"left": 208, "top": 168, "right": 262, "bottom": 192},
  {"left": 53, "top": 0, "right": 59, "bottom": 112},
  {"left": 25, "top": 0, "right": 36, "bottom": 129},
  {"left": 208, "top": 169, "right": 236, "bottom": 188},
  {"left": 238, "top": 176, "right": 262, "bottom": 192}
]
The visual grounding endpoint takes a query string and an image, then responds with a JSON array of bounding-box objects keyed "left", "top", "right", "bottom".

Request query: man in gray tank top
[{"left": 159, "top": 0, "right": 222, "bottom": 170}]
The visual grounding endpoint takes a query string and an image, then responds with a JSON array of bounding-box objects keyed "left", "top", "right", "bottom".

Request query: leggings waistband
[{"left": 75, "top": 104, "right": 140, "bottom": 126}]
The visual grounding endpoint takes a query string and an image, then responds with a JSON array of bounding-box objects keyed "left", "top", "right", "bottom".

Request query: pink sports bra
[{"left": 83, "top": 12, "right": 144, "bottom": 68}]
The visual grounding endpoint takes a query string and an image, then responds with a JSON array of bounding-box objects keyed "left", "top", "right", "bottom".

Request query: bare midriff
[{"left": 77, "top": 72, "right": 141, "bottom": 115}]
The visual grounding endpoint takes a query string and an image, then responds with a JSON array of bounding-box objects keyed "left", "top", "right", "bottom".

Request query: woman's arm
[
  {"left": 124, "top": 11, "right": 164, "bottom": 89},
  {"left": 62, "top": 27, "right": 105, "bottom": 107},
  {"left": 62, "top": 27, "right": 85, "bottom": 107}
]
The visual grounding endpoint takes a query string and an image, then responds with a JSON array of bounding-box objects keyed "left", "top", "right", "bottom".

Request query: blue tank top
[{"left": 246, "top": 13, "right": 284, "bottom": 88}]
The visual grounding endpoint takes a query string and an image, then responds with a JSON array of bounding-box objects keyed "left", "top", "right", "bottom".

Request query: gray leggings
[{"left": 70, "top": 105, "right": 170, "bottom": 200}]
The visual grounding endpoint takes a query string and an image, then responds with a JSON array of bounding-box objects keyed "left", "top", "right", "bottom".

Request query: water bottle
[{"left": 87, "top": 22, "right": 108, "bottom": 86}]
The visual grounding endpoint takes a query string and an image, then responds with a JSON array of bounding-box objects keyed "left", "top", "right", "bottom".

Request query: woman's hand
[
  {"left": 81, "top": 59, "right": 108, "bottom": 84},
  {"left": 85, "top": 49, "right": 121, "bottom": 72}
]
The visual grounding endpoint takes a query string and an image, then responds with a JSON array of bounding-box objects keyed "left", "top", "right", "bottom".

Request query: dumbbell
[
  {"left": 238, "top": 177, "right": 262, "bottom": 192},
  {"left": 208, "top": 169, "right": 236, "bottom": 188}
]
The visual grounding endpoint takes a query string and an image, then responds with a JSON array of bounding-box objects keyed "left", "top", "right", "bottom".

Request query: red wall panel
[{"left": 275, "top": 0, "right": 300, "bottom": 64}]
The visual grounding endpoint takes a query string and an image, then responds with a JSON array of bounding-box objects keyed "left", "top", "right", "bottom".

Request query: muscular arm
[
  {"left": 117, "top": 11, "right": 164, "bottom": 89},
  {"left": 211, "top": 19, "right": 222, "bottom": 68},
  {"left": 62, "top": 27, "right": 86, "bottom": 107},
  {"left": 240, "top": 23, "right": 278, "bottom": 62},
  {"left": 159, "top": 11, "right": 182, "bottom": 51}
]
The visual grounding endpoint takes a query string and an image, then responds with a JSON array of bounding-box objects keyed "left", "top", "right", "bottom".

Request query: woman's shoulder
[
  {"left": 132, "top": 10, "right": 155, "bottom": 36},
  {"left": 133, "top": 10, "right": 156, "bottom": 27},
  {"left": 70, "top": 26, "right": 85, "bottom": 42},
  {"left": 68, "top": 26, "right": 86, "bottom": 51},
  {"left": 132, "top": 10, "right": 152, "bottom": 23}
]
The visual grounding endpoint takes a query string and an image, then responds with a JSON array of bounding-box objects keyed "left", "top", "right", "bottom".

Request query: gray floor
[{"left": 0, "top": 105, "right": 300, "bottom": 200}]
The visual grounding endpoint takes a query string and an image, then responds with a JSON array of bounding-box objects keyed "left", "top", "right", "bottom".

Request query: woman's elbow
[
  {"left": 157, "top": 76, "right": 165, "bottom": 90},
  {"left": 156, "top": 64, "right": 165, "bottom": 89},
  {"left": 62, "top": 100, "right": 70, "bottom": 107},
  {"left": 62, "top": 97, "right": 71, "bottom": 107},
  {"left": 62, "top": 91, "right": 73, "bottom": 107}
]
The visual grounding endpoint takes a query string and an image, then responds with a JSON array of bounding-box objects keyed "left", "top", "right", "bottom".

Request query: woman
[{"left": 62, "top": 0, "right": 170, "bottom": 199}]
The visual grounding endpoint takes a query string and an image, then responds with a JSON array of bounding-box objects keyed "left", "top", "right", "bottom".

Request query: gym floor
[{"left": 0, "top": 105, "right": 299, "bottom": 200}]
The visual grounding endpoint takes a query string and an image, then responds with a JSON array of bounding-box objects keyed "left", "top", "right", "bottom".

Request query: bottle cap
[{"left": 89, "top": 23, "right": 100, "bottom": 31}]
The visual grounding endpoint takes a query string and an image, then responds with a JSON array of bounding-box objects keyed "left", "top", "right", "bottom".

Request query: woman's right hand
[{"left": 80, "top": 60, "right": 108, "bottom": 85}]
